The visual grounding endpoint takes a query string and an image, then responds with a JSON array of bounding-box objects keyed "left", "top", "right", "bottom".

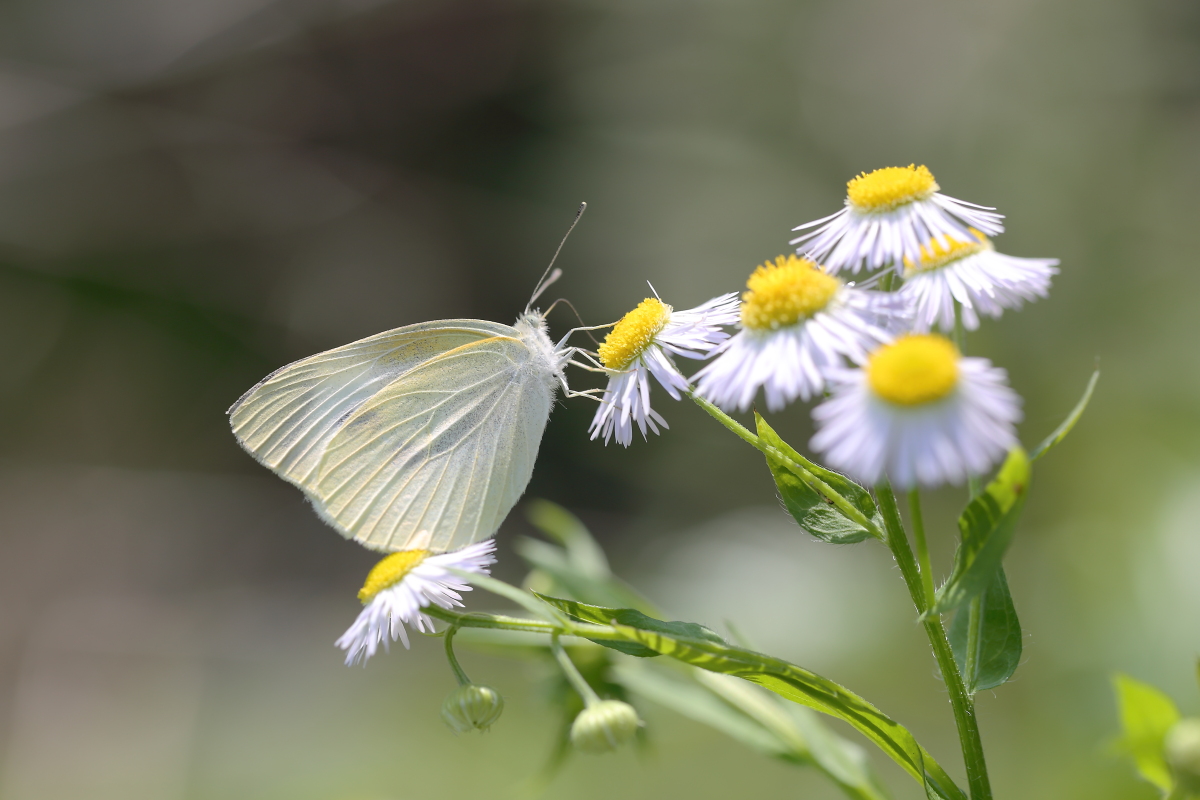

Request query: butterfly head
[{"left": 515, "top": 311, "right": 572, "bottom": 386}]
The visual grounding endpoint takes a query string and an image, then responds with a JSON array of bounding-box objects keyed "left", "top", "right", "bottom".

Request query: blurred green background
[{"left": 0, "top": 0, "right": 1197, "bottom": 797}]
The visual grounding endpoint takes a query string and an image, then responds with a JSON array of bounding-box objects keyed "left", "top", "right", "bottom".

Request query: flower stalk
[
  {"left": 551, "top": 633, "right": 603, "bottom": 707},
  {"left": 444, "top": 625, "right": 472, "bottom": 686},
  {"left": 908, "top": 489, "right": 936, "bottom": 607},
  {"left": 877, "top": 482, "right": 993, "bottom": 800}
]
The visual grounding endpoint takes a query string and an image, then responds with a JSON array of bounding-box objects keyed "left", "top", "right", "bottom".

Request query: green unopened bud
[
  {"left": 1166, "top": 718, "right": 1200, "bottom": 792},
  {"left": 569, "top": 699, "right": 642, "bottom": 754},
  {"left": 440, "top": 684, "right": 504, "bottom": 734}
]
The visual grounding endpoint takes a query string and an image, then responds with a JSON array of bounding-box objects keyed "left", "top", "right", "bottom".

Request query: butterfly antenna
[
  {"left": 528, "top": 202, "right": 587, "bottom": 311},
  {"left": 545, "top": 297, "right": 601, "bottom": 345}
]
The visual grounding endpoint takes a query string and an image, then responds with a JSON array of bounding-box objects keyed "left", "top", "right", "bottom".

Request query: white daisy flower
[
  {"left": 790, "top": 165, "right": 1005, "bottom": 274},
  {"left": 336, "top": 540, "right": 496, "bottom": 666},
  {"left": 694, "top": 255, "right": 910, "bottom": 412},
  {"left": 589, "top": 293, "right": 739, "bottom": 446},
  {"left": 898, "top": 230, "right": 1059, "bottom": 332},
  {"left": 810, "top": 334, "right": 1021, "bottom": 489}
]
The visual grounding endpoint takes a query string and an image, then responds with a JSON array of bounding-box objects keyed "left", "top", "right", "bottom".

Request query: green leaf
[
  {"left": 1032, "top": 369, "right": 1099, "bottom": 460},
  {"left": 621, "top": 664, "right": 890, "bottom": 800},
  {"left": 1113, "top": 673, "right": 1181, "bottom": 791},
  {"left": 756, "top": 413, "right": 883, "bottom": 544},
  {"left": 695, "top": 670, "right": 892, "bottom": 800},
  {"left": 525, "top": 499, "right": 612, "bottom": 579},
  {"left": 948, "top": 567, "right": 1022, "bottom": 693},
  {"left": 931, "top": 448, "right": 1030, "bottom": 616},
  {"left": 516, "top": 536, "right": 655, "bottom": 613},
  {"left": 540, "top": 595, "right": 964, "bottom": 800},
  {"left": 619, "top": 623, "right": 963, "bottom": 799},
  {"left": 536, "top": 593, "right": 725, "bottom": 657}
]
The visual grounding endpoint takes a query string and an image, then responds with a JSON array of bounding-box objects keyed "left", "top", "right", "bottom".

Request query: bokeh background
[{"left": 0, "top": 0, "right": 1197, "bottom": 797}]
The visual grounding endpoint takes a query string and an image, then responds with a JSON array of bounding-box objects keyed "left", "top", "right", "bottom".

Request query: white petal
[
  {"left": 810, "top": 359, "right": 1020, "bottom": 489},
  {"left": 336, "top": 541, "right": 496, "bottom": 666},
  {"left": 791, "top": 195, "right": 1005, "bottom": 274}
]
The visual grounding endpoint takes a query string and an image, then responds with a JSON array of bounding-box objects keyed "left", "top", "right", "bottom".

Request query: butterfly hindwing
[
  {"left": 228, "top": 320, "right": 515, "bottom": 489},
  {"left": 311, "top": 334, "right": 556, "bottom": 553}
]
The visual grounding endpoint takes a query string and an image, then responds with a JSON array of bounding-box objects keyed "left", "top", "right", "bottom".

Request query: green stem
[
  {"left": 551, "top": 633, "right": 602, "bottom": 707},
  {"left": 426, "top": 606, "right": 561, "bottom": 634},
  {"left": 952, "top": 303, "right": 968, "bottom": 352},
  {"left": 443, "top": 625, "right": 472, "bottom": 686},
  {"left": 424, "top": 606, "right": 627, "bottom": 641},
  {"left": 908, "top": 489, "right": 935, "bottom": 607},
  {"left": 689, "top": 393, "right": 884, "bottom": 539},
  {"left": 877, "top": 482, "right": 993, "bottom": 800}
]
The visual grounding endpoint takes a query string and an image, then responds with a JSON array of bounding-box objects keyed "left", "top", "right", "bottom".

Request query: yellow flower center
[
  {"left": 903, "top": 230, "right": 990, "bottom": 276},
  {"left": 847, "top": 165, "right": 939, "bottom": 212},
  {"left": 598, "top": 298, "right": 671, "bottom": 370},
  {"left": 740, "top": 255, "right": 841, "bottom": 331},
  {"left": 867, "top": 334, "right": 960, "bottom": 406},
  {"left": 357, "top": 549, "right": 430, "bottom": 603}
]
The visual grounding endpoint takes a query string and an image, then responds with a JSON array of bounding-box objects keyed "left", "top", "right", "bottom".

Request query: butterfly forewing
[
  {"left": 228, "top": 320, "right": 514, "bottom": 488},
  {"left": 312, "top": 334, "right": 556, "bottom": 553}
]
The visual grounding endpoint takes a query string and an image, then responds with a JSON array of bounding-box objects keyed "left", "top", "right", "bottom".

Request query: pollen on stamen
[
  {"left": 867, "top": 334, "right": 960, "bottom": 406},
  {"left": 903, "top": 230, "right": 990, "bottom": 277},
  {"left": 358, "top": 549, "right": 430, "bottom": 603},
  {"left": 598, "top": 298, "right": 671, "bottom": 370},
  {"left": 740, "top": 255, "right": 841, "bottom": 331},
  {"left": 847, "top": 165, "right": 939, "bottom": 212}
]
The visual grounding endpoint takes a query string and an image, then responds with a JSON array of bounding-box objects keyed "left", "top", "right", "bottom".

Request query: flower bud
[
  {"left": 440, "top": 684, "right": 504, "bottom": 734},
  {"left": 569, "top": 700, "right": 642, "bottom": 754},
  {"left": 1166, "top": 718, "right": 1200, "bottom": 792}
]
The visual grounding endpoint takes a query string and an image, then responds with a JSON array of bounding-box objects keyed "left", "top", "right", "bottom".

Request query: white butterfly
[{"left": 229, "top": 209, "right": 597, "bottom": 554}]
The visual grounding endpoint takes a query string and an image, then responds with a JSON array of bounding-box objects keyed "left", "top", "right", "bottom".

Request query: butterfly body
[{"left": 230, "top": 310, "right": 568, "bottom": 554}]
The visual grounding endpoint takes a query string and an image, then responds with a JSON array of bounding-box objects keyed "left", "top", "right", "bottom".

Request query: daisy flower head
[
  {"left": 336, "top": 540, "right": 496, "bottom": 666},
  {"left": 899, "top": 230, "right": 1060, "bottom": 332},
  {"left": 790, "top": 165, "right": 1005, "bottom": 274},
  {"left": 810, "top": 334, "right": 1021, "bottom": 489},
  {"left": 694, "top": 255, "right": 910, "bottom": 412},
  {"left": 589, "top": 292, "right": 739, "bottom": 446}
]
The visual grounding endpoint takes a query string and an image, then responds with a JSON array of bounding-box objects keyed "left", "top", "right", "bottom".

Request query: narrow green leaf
[
  {"left": 949, "top": 567, "right": 1022, "bottom": 693},
  {"left": 692, "top": 670, "right": 814, "bottom": 758},
  {"left": 789, "top": 707, "right": 894, "bottom": 800},
  {"left": 525, "top": 499, "right": 612, "bottom": 579},
  {"left": 568, "top": 634, "right": 658, "bottom": 659},
  {"left": 1032, "top": 369, "right": 1099, "bottom": 460},
  {"left": 516, "top": 536, "right": 654, "bottom": 613},
  {"left": 539, "top": 595, "right": 963, "bottom": 799},
  {"left": 696, "top": 670, "right": 892, "bottom": 800},
  {"left": 535, "top": 593, "right": 724, "bottom": 657},
  {"left": 930, "top": 448, "right": 1031, "bottom": 615},
  {"left": 756, "top": 413, "right": 883, "bottom": 544},
  {"left": 615, "top": 621, "right": 965, "bottom": 799},
  {"left": 1113, "top": 673, "right": 1181, "bottom": 791}
]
